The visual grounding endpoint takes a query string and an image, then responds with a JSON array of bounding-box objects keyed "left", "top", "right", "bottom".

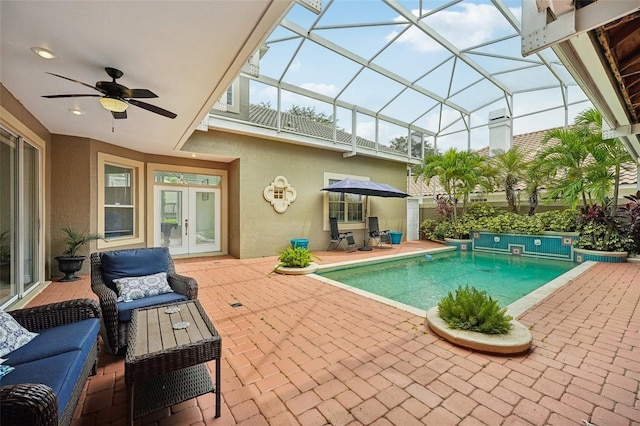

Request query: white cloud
[
  {"left": 299, "top": 82, "right": 339, "bottom": 97},
  {"left": 387, "top": 4, "right": 512, "bottom": 53}
]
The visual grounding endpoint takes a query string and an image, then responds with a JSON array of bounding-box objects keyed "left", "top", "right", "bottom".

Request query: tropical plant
[
  {"left": 536, "top": 126, "right": 592, "bottom": 208},
  {"left": 575, "top": 202, "right": 634, "bottom": 252},
  {"left": 420, "top": 148, "right": 486, "bottom": 219},
  {"left": 574, "top": 108, "right": 634, "bottom": 212},
  {"left": 274, "top": 247, "right": 319, "bottom": 269},
  {"left": 536, "top": 108, "right": 634, "bottom": 210},
  {"left": 535, "top": 209, "right": 580, "bottom": 232},
  {"left": 618, "top": 191, "right": 640, "bottom": 254},
  {"left": 489, "top": 147, "right": 528, "bottom": 213},
  {"left": 437, "top": 285, "right": 513, "bottom": 334},
  {"left": 60, "top": 226, "right": 104, "bottom": 257}
]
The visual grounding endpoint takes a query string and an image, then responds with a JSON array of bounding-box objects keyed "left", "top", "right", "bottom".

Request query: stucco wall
[
  {"left": 184, "top": 129, "right": 408, "bottom": 259},
  {"left": 49, "top": 135, "right": 230, "bottom": 276}
]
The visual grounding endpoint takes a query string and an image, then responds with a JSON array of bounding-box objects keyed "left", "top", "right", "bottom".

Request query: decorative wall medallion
[{"left": 264, "top": 175, "right": 297, "bottom": 213}]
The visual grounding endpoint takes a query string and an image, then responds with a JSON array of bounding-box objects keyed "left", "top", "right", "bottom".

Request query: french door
[{"left": 154, "top": 186, "right": 220, "bottom": 255}]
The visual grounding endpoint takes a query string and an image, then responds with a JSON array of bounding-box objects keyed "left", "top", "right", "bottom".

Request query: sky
[{"left": 251, "top": 0, "right": 592, "bottom": 152}]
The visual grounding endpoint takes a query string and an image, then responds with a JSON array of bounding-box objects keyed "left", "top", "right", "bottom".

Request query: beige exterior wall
[
  {"left": 184, "top": 129, "right": 408, "bottom": 259},
  {"left": 49, "top": 135, "right": 231, "bottom": 275}
]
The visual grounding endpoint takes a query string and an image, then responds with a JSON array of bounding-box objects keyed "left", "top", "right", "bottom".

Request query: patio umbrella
[{"left": 322, "top": 178, "right": 409, "bottom": 250}]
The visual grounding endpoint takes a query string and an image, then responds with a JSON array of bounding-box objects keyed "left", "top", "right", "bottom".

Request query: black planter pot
[{"left": 55, "top": 255, "right": 86, "bottom": 282}]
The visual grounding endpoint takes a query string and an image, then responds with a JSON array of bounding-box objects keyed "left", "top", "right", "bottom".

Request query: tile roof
[{"left": 248, "top": 104, "right": 406, "bottom": 155}]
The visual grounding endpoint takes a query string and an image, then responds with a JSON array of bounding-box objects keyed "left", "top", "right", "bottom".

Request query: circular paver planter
[
  {"left": 426, "top": 307, "right": 532, "bottom": 355},
  {"left": 274, "top": 262, "right": 318, "bottom": 275}
]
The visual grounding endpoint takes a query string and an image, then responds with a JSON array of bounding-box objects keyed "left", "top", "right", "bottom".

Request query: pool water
[{"left": 319, "top": 251, "right": 575, "bottom": 310}]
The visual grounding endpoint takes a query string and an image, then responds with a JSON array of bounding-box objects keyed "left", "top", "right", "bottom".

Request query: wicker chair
[
  {"left": 0, "top": 299, "right": 101, "bottom": 426},
  {"left": 90, "top": 247, "right": 198, "bottom": 355}
]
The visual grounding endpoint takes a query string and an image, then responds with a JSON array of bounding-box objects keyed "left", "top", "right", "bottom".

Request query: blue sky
[{"left": 252, "top": 0, "right": 592, "bottom": 151}]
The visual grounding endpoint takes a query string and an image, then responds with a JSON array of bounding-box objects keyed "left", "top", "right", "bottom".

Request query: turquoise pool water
[{"left": 319, "top": 250, "right": 575, "bottom": 310}]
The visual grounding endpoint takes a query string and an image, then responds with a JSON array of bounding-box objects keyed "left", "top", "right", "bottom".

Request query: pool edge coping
[{"left": 310, "top": 250, "right": 598, "bottom": 320}]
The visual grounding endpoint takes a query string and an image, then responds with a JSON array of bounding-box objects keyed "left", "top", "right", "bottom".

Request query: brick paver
[{"left": 24, "top": 241, "right": 640, "bottom": 425}]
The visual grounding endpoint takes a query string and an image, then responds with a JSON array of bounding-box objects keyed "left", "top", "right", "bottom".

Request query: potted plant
[
  {"left": 272, "top": 246, "right": 320, "bottom": 275},
  {"left": 425, "top": 285, "right": 532, "bottom": 354},
  {"left": 56, "top": 226, "right": 104, "bottom": 282}
]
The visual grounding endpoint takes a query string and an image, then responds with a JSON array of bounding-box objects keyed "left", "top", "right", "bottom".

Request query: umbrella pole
[{"left": 358, "top": 195, "right": 372, "bottom": 251}]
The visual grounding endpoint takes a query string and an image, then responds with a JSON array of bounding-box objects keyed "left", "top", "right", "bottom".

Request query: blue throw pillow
[{"left": 101, "top": 248, "right": 169, "bottom": 293}]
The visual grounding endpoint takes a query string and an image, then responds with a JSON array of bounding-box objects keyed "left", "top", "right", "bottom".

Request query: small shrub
[
  {"left": 274, "top": 247, "right": 317, "bottom": 269},
  {"left": 466, "top": 203, "right": 497, "bottom": 220},
  {"left": 437, "top": 285, "right": 513, "bottom": 334},
  {"left": 536, "top": 209, "right": 580, "bottom": 232},
  {"left": 420, "top": 219, "right": 438, "bottom": 239}
]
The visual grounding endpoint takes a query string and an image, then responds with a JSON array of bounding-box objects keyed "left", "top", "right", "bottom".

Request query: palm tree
[
  {"left": 489, "top": 147, "right": 528, "bottom": 213},
  {"left": 420, "top": 148, "right": 485, "bottom": 219},
  {"left": 574, "top": 108, "right": 634, "bottom": 212},
  {"left": 536, "top": 127, "right": 592, "bottom": 208}
]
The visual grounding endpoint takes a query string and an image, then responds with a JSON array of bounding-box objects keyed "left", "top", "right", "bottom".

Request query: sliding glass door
[{"left": 0, "top": 126, "right": 41, "bottom": 308}]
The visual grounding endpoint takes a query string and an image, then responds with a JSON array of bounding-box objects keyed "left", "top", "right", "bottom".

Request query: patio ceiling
[{"left": 0, "top": 0, "right": 292, "bottom": 159}]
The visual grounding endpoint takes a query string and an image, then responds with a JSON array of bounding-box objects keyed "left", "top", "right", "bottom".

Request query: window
[
  {"left": 328, "top": 179, "right": 363, "bottom": 222},
  {"left": 324, "top": 172, "right": 367, "bottom": 229},
  {"left": 98, "top": 153, "right": 144, "bottom": 248}
]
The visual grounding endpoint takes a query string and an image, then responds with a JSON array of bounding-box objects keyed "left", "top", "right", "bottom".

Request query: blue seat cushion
[
  {"left": 117, "top": 292, "right": 188, "bottom": 322},
  {"left": 1, "top": 350, "right": 87, "bottom": 419},
  {"left": 5, "top": 318, "right": 100, "bottom": 366},
  {"left": 101, "top": 248, "right": 169, "bottom": 293}
]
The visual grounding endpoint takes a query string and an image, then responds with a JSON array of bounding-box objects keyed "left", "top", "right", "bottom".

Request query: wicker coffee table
[{"left": 125, "top": 300, "right": 221, "bottom": 425}]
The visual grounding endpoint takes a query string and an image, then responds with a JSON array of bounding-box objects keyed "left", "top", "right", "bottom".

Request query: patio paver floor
[{"left": 26, "top": 241, "right": 640, "bottom": 425}]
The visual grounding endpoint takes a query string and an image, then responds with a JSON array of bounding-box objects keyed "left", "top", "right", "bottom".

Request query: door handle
[{"left": 184, "top": 219, "right": 188, "bottom": 236}]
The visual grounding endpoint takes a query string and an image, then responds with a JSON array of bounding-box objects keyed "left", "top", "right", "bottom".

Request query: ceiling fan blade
[
  {"left": 45, "top": 72, "right": 105, "bottom": 93},
  {"left": 42, "top": 94, "right": 102, "bottom": 98},
  {"left": 123, "top": 88, "right": 158, "bottom": 99},
  {"left": 128, "top": 99, "right": 177, "bottom": 119},
  {"left": 112, "top": 111, "right": 127, "bottom": 119}
]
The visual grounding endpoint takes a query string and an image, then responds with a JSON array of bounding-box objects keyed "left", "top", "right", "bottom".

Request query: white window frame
[
  {"left": 323, "top": 172, "right": 369, "bottom": 231},
  {"left": 97, "top": 153, "right": 144, "bottom": 249}
]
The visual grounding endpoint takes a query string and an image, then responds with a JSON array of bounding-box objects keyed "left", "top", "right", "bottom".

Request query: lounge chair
[
  {"left": 327, "top": 217, "right": 357, "bottom": 252},
  {"left": 367, "top": 216, "right": 392, "bottom": 248},
  {"left": 90, "top": 247, "right": 198, "bottom": 355}
]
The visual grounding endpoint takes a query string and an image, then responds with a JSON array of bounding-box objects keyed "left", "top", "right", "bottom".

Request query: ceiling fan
[{"left": 42, "top": 67, "right": 177, "bottom": 119}]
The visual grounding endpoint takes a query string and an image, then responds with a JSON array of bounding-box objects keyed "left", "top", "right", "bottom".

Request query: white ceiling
[{"left": 0, "top": 0, "right": 292, "bottom": 158}]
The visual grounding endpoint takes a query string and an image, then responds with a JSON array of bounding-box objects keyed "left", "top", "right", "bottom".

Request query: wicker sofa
[
  {"left": 90, "top": 247, "right": 198, "bottom": 355},
  {"left": 0, "top": 299, "right": 101, "bottom": 426}
]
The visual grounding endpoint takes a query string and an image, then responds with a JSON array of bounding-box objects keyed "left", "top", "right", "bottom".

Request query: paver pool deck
[{"left": 25, "top": 241, "right": 640, "bottom": 425}]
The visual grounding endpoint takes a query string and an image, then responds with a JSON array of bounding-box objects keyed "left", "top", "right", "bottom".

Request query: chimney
[{"left": 488, "top": 108, "right": 512, "bottom": 156}]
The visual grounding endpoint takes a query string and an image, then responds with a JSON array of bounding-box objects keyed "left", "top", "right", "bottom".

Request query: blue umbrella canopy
[{"left": 321, "top": 178, "right": 409, "bottom": 198}]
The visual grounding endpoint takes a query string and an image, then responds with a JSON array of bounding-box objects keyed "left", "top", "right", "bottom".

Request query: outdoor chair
[
  {"left": 327, "top": 217, "right": 357, "bottom": 252},
  {"left": 367, "top": 216, "right": 392, "bottom": 248},
  {"left": 90, "top": 247, "right": 198, "bottom": 355}
]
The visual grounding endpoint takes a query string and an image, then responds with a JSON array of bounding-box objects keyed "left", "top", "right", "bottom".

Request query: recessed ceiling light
[
  {"left": 191, "top": 153, "right": 196, "bottom": 158},
  {"left": 68, "top": 109, "right": 83, "bottom": 116},
  {"left": 31, "top": 47, "right": 55, "bottom": 59}
]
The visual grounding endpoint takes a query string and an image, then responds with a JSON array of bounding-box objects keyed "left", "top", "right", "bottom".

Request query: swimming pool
[{"left": 318, "top": 250, "right": 576, "bottom": 311}]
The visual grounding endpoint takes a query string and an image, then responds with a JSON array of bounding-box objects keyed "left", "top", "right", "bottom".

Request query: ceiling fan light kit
[
  {"left": 31, "top": 47, "right": 55, "bottom": 59},
  {"left": 99, "top": 97, "right": 128, "bottom": 112}
]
